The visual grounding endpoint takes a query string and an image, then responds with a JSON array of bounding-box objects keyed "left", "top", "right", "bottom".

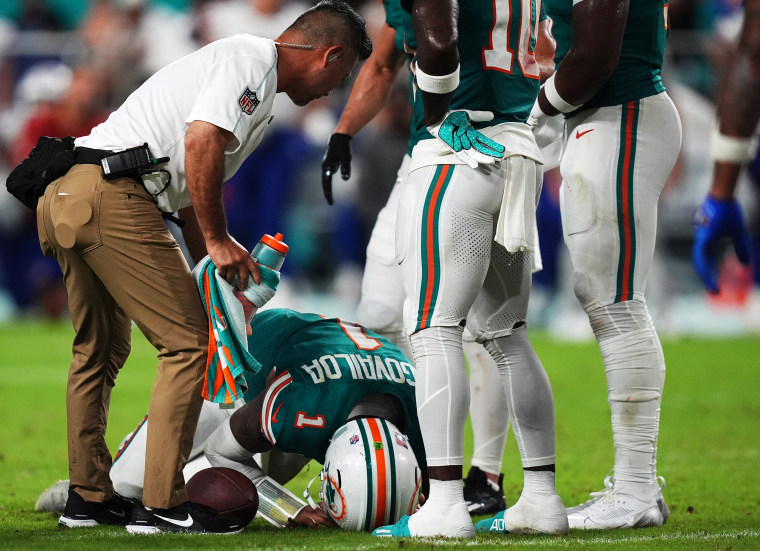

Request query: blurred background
[{"left": 0, "top": 0, "right": 757, "bottom": 339}]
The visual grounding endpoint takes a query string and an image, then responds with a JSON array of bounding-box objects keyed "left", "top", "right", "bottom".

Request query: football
[{"left": 186, "top": 467, "right": 259, "bottom": 525}]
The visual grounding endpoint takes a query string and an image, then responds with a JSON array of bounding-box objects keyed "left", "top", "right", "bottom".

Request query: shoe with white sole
[
  {"left": 36, "top": 479, "right": 70, "bottom": 513},
  {"left": 654, "top": 476, "right": 670, "bottom": 524},
  {"left": 372, "top": 501, "right": 474, "bottom": 538},
  {"left": 126, "top": 501, "right": 244, "bottom": 534},
  {"left": 505, "top": 493, "right": 569, "bottom": 534},
  {"left": 59, "top": 489, "right": 132, "bottom": 528},
  {"left": 567, "top": 488, "right": 664, "bottom": 530},
  {"left": 566, "top": 474, "right": 615, "bottom": 516},
  {"left": 567, "top": 473, "right": 669, "bottom": 527},
  {"left": 475, "top": 493, "right": 569, "bottom": 535}
]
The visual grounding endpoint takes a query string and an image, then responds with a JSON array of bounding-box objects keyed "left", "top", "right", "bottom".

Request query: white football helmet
[{"left": 319, "top": 417, "right": 421, "bottom": 531}]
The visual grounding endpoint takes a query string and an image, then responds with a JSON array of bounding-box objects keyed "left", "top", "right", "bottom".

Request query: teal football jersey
[
  {"left": 406, "top": 0, "right": 543, "bottom": 148},
  {"left": 246, "top": 309, "right": 424, "bottom": 466},
  {"left": 545, "top": 0, "right": 668, "bottom": 110}
]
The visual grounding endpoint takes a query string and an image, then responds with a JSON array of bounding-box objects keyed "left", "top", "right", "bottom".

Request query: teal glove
[{"left": 427, "top": 110, "right": 506, "bottom": 168}]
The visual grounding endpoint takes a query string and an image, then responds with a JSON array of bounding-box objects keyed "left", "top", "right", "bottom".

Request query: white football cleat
[
  {"left": 35, "top": 479, "right": 70, "bottom": 512},
  {"left": 567, "top": 488, "right": 664, "bottom": 530},
  {"left": 566, "top": 474, "right": 614, "bottom": 516},
  {"left": 654, "top": 476, "right": 670, "bottom": 523},
  {"left": 567, "top": 473, "right": 669, "bottom": 526},
  {"left": 503, "top": 493, "right": 569, "bottom": 535}
]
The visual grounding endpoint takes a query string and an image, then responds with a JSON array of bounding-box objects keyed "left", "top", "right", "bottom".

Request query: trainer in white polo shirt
[
  {"left": 38, "top": 0, "right": 372, "bottom": 535},
  {"left": 77, "top": 34, "right": 279, "bottom": 216}
]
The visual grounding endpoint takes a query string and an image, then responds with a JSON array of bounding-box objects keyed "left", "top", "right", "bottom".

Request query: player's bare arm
[
  {"left": 410, "top": 0, "right": 459, "bottom": 125},
  {"left": 537, "top": 0, "right": 629, "bottom": 116},
  {"left": 336, "top": 23, "right": 407, "bottom": 136},
  {"left": 322, "top": 23, "right": 406, "bottom": 203},
  {"left": 535, "top": 18, "right": 557, "bottom": 83},
  {"left": 228, "top": 391, "right": 274, "bottom": 453},
  {"left": 185, "top": 120, "right": 260, "bottom": 288},
  {"left": 710, "top": 0, "right": 760, "bottom": 199}
]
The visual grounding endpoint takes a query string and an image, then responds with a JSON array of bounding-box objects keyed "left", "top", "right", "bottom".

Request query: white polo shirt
[{"left": 76, "top": 35, "right": 278, "bottom": 213}]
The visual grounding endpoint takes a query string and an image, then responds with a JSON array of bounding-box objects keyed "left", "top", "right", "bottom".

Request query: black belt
[
  {"left": 72, "top": 146, "right": 184, "bottom": 228},
  {"left": 74, "top": 147, "right": 113, "bottom": 167}
]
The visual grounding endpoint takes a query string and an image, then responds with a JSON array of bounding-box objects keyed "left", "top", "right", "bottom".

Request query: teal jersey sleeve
[
  {"left": 383, "top": 0, "right": 409, "bottom": 53},
  {"left": 408, "top": 0, "right": 541, "bottom": 148},
  {"left": 545, "top": 0, "right": 667, "bottom": 111}
]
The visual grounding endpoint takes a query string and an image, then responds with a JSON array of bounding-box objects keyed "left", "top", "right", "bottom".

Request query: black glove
[{"left": 321, "top": 133, "right": 352, "bottom": 205}]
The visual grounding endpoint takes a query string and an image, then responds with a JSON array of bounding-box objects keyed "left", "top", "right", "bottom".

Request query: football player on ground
[
  {"left": 370, "top": 0, "right": 567, "bottom": 539},
  {"left": 692, "top": 0, "right": 759, "bottom": 293},
  {"left": 37, "top": 308, "right": 425, "bottom": 531},
  {"left": 487, "top": 0, "right": 682, "bottom": 531}
]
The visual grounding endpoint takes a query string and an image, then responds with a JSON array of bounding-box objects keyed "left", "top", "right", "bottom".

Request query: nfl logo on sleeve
[{"left": 238, "top": 87, "right": 260, "bottom": 115}]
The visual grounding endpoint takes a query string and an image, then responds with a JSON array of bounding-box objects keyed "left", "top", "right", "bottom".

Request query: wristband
[
  {"left": 711, "top": 131, "right": 756, "bottom": 163},
  {"left": 415, "top": 63, "right": 460, "bottom": 94},
  {"left": 543, "top": 74, "right": 581, "bottom": 114}
]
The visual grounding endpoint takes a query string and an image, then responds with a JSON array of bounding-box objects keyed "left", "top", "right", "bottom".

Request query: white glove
[
  {"left": 527, "top": 95, "right": 550, "bottom": 132},
  {"left": 532, "top": 111, "right": 564, "bottom": 150},
  {"left": 427, "top": 110, "right": 506, "bottom": 168}
]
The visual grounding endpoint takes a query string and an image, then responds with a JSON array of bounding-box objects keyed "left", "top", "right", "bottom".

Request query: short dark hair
[{"left": 289, "top": 0, "right": 373, "bottom": 61}]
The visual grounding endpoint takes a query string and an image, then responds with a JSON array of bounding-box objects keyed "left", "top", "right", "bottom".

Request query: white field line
[{"left": 346, "top": 529, "right": 760, "bottom": 548}]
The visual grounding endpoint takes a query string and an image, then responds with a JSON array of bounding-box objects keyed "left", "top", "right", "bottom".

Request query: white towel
[{"left": 494, "top": 155, "right": 543, "bottom": 272}]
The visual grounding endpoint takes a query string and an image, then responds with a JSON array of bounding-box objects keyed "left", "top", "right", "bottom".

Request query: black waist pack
[{"left": 6, "top": 135, "right": 77, "bottom": 210}]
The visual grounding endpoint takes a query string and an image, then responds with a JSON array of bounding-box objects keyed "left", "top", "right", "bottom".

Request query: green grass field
[{"left": 1, "top": 321, "right": 758, "bottom": 549}]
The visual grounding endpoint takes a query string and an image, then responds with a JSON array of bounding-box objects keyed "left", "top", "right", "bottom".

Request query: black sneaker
[
  {"left": 59, "top": 489, "right": 132, "bottom": 528},
  {"left": 126, "top": 501, "right": 245, "bottom": 534},
  {"left": 463, "top": 466, "right": 506, "bottom": 516}
]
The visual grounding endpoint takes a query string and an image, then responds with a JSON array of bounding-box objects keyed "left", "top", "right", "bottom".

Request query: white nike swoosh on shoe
[{"left": 154, "top": 513, "right": 194, "bottom": 528}]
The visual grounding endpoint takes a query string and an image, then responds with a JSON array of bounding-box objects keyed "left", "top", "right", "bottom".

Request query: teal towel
[{"left": 193, "top": 257, "right": 279, "bottom": 403}]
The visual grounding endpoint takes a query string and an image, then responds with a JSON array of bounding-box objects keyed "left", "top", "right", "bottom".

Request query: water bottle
[
  {"left": 235, "top": 233, "right": 288, "bottom": 329},
  {"left": 251, "top": 232, "right": 289, "bottom": 271}
]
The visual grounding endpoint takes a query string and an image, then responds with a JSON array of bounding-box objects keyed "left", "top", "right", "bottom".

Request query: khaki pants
[{"left": 37, "top": 164, "right": 209, "bottom": 509}]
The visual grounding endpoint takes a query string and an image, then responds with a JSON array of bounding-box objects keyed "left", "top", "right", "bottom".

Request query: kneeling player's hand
[
  {"left": 427, "top": 110, "right": 505, "bottom": 168},
  {"left": 288, "top": 504, "right": 338, "bottom": 529}
]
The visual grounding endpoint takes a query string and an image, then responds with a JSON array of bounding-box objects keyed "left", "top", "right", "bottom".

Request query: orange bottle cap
[{"left": 261, "top": 232, "right": 289, "bottom": 254}]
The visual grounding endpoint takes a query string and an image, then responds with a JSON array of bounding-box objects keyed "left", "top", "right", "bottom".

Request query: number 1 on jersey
[{"left": 336, "top": 318, "right": 382, "bottom": 351}]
